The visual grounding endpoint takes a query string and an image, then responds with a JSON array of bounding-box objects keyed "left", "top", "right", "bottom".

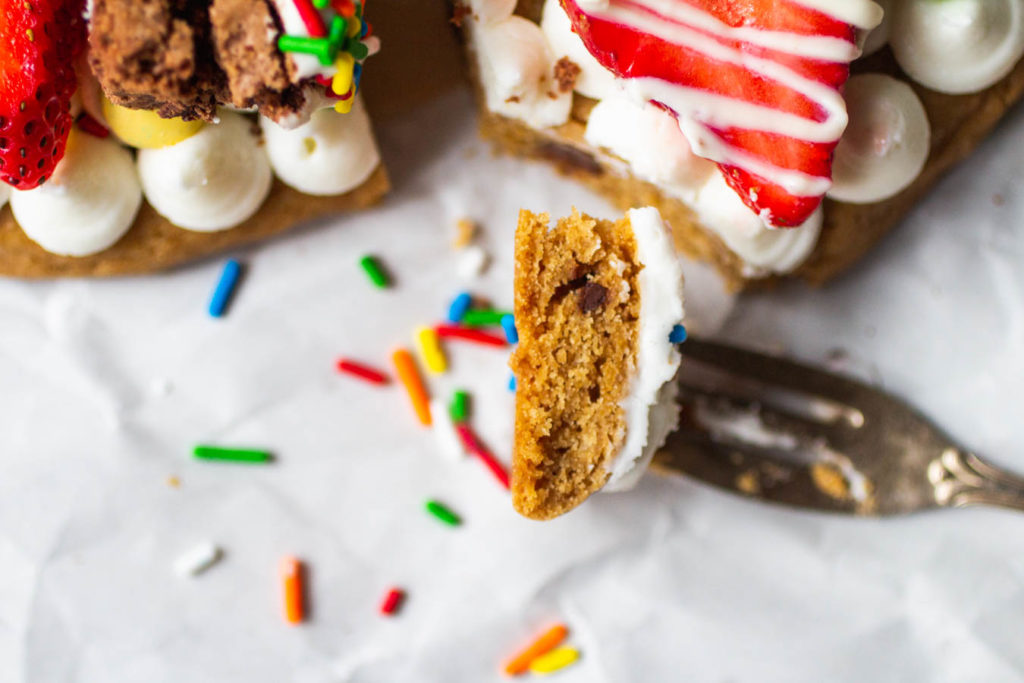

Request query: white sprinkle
[
  {"left": 431, "top": 399, "right": 464, "bottom": 462},
  {"left": 457, "top": 246, "right": 490, "bottom": 279},
  {"left": 174, "top": 542, "right": 223, "bottom": 577}
]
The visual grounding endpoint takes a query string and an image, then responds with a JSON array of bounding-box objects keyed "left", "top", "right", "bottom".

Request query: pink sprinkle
[
  {"left": 379, "top": 587, "right": 405, "bottom": 616},
  {"left": 434, "top": 325, "right": 508, "bottom": 348},
  {"left": 336, "top": 358, "right": 390, "bottom": 385},
  {"left": 77, "top": 113, "right": 109, "bottom": 139},
  {"left": 455, "top": 424, "right": 510, "bottom": 489}
]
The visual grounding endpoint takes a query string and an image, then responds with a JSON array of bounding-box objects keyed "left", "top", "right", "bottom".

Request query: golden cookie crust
[{"left": 0, "top": 165, "right": 389, "bottom": 278}]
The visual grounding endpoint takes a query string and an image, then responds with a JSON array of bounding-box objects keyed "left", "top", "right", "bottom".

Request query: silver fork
[{"left": 652, "top": 338, "right": 1024, "bottom": 515}]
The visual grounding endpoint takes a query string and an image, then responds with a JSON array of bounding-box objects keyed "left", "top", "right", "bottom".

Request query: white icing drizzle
[{"left": 570, "top": 0, "right": 878, "bottom": 198}]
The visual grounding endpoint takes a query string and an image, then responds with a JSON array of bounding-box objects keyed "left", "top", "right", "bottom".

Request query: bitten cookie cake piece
[
  {"left": 1, "top": 0, "right": 386, "bottom": 278},
  {"left": 460, "top": 0, "right": 1024, "bottom": 289},
  {"left": 510, "top": 207, "right": 684, "bottom": 520}
]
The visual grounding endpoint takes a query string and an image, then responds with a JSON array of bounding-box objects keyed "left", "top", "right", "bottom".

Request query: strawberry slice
[
  {"left": 1, "top": 0, "right": 86, "bottom": 189},
  {"left": 560, "top": 0, "right": 873, "bottom": 227}
]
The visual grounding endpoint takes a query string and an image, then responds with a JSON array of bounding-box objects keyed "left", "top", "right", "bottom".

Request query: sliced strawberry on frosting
[{"left": 560, "top": 0, "right": 883, "bottom": 227}]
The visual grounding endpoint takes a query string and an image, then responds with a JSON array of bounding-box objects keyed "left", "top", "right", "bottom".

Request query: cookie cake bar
[
  {"left": 460, "top": 0, "right": 1024, "bottom": 289},
  {"left": 0, "top": 0, "right": 387, "bottom": 277},
  {"left": 511, "top": 206, "right": 685, "bottom": 519}
]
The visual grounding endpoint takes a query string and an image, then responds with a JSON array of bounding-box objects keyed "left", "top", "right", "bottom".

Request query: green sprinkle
[
  {"left": 460, "top": 309, "right": 510, "bottom": 327},
  {"left": 359, "top": 255, "right": 389, "bottom": 288},
  {"left": 277, "top": 34, "right": 336, "bottom": 65},
  {"left": 450, "top": 390, "right": 469, "bottom": 422},
  {"left": 193, "top": 445, "right": 272, "bottom": 463},
  {"left": 346, "top": 39, "right": 369, "bottom": 61},
  {"left": 425, "top": 500, "right": 461, "bottom": 527},
  {"left": 312, "top": 0, "right": 328, "bottom": 7},
  {"left": 329, "top": 15, "right": 347, "bottom": 45}
]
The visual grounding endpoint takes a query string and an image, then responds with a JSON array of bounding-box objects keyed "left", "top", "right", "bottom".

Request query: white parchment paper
[{"left": 1, "top": 77, "right": 1023, "bottom": 682}]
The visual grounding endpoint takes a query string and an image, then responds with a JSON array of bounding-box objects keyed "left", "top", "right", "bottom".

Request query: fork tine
[
  {"left": 680, "top": 338, "right": 876, "bottom": 410},
  {"left": 652, "top": 423, "right": 861, "bottom": 514}
]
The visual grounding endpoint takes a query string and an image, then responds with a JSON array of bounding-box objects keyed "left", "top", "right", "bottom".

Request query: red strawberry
[
  {"left": 560, "top": 0, "right": 869, "bottom": 227},
  {"left": 1, "top": 0, "right": 86, "bottom": 189}
]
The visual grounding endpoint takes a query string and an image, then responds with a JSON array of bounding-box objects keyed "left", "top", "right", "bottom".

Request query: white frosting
[
  {"left": 693, "top": 170, "right": 822, "bottom": 276},
  {"left": 829, "top": 74, "right": 930, "bottom": 204},
  {"left": 540, "top": 0, "right": 620, "bottom": 101},
  {"left": 583, "top": 96, "right": 818, "bottom": 276},
  {"left": 585, "top": 97, "right": 715, "bottom": 202},
  {"left": 604, "top": 207, "right": 684, "bottom": 490},
  {"left": 137, "top": 111, "right": 272, "bottom": 232},
  {"left": 467, "top": 2, "right": 573, "bottom": 129},
  {"left": 891, "top": 0, "right": 1024, "bottom": 95},
  {"left": 10, "top": 132, "right": 141, "bottom": 256},
  {"left": 859, "top": 0, "right": 892, "bottom": 57},
  {"left": 261, "top": 96, "right": 379, "bottom": 196}
]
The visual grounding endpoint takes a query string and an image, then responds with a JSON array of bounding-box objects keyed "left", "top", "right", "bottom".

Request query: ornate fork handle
[{"left": 928, "top": 449, "right": 1024, "bottom": 511}]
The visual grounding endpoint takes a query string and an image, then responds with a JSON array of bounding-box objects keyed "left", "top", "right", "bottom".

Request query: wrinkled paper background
[{"left": 2, "top": 6, "right": 1023, "bottom": 681}]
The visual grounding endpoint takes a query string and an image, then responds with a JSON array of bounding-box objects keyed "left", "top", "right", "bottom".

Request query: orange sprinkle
[
  {"left": 392, "top": 348, "right": 432, "bottom": 426},
  {"left": 502, "top": 623, "right": 569, "bottom": 676},
  {"left": 281, "top": 556, "right": 305, "bottom": 625}
]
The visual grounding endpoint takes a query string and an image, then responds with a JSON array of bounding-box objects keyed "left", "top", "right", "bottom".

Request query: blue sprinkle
[
  {"left": 353, "top": 62, "right": 363, "bottom": 91},
  {"left": 669, "top": 324, "right": 688, "bottom": 344},
  {"left": 208, "top": 259, "right": 243, "bottom": 318},
  {"left": 447, "top": 292, "right": 473, "bottom": 323},
  {"left": 508, "top": 374, "right": 516, "bottom": 392},
  {"left": 500, "top": 314, "right": 518, "bottom": 344},
  {"left": 359, "top": 18, "right": 368, "bottom": 39}
]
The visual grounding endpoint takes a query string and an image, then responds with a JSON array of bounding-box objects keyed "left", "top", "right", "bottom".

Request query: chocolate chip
[{"left": 579, "top": 282, "right": 607, "bottom": 313}]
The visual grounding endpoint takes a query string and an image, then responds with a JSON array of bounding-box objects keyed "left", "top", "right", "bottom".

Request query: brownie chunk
[
  {"left": 89, "top": 0, "right": 227, "bottom": 121},
  {"left": 208, "top": 0, "right": 308, "bottom": 122}
]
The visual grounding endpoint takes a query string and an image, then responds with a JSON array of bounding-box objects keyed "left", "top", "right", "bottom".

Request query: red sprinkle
[
  {"left": 316, "top": 75, "right": 342, "bottom": 98},
  {"left": 336, "top": 358, "right": 389, "bottom": 385},
  {"left": 455, "top": 424, "right": 510, "bottom": 489},
  {"left": 293, "top": 0, "right": 327, "bottom": 36},
  {"left": 77, "top": 113, "right": 109, "bottom": 139},
  {"left": 332, "top": 0, "right": 357, "bottom": 18},
  {"left": 379, "top": 587, "right": 405, "bottom": 616},
  {"left": 435, "top": 324, "right": 508, "bottom": 348}
]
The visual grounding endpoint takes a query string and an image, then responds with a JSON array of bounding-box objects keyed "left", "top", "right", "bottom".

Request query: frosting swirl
[
  {"left": 137, "top": 111, "right": 272, "bottom": 232},
  {"left": 891, "top": 0, "right": 1024, "bottom": 95},
  {"left": 10, "top": 130, "right": 141, "bottom": 256}
]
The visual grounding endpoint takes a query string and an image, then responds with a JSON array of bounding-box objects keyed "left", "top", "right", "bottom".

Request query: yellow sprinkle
[
  {"left": 529, "top": 647, "right": 580, "bottom": 675},
  {"left": 302, "top": 137, "right": 317, "bottom": 155},
  {"left": 331, "top": 53, "right": 355, "bottom": 97},
  {"left": 416, "top": 325, "right": 447, "bottom": 375},
  {"left": 334, "top": 96, "right": 354, "bottom": 114},
  {"left": 453, "top": 218, "right": 477, "bottom": 248},
  {"left": 347, "top": 17, "right": 362, "bottom": 38},
  {"left": 166, "top": 476, "right": 181, "bottom": 488}
]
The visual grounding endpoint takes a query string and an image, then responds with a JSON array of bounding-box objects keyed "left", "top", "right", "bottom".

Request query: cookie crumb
[
  {"left": 735, "top": 470, "right": 760, "bottom": 495},
  {"left": 453, "top": 217, "right": 477, "bottom": 248},
  {"left": 810, "top": 462, "right": 850, "bottom": 501},
  {"left": 554, "top": 57, "right": 581, "bottom": 93}
]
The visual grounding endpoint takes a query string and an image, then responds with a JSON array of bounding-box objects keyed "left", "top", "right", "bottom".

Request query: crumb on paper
[
  {"left": 167, "top": 476, "right": 181, "bottom": 488},
  {"left": 453, "top": 218, "right": 477, "bottom": 248},
  {"left": 810, "top": 462, "right": 850, "bottom": 501},
  {"left": 735, "top": 470, "right": 761, "bottom": 495},
  {"left": 993, "top": 193, "right": 1005, "bottom": 206}
]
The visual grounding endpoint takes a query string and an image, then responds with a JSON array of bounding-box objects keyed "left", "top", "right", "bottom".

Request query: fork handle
[{"left": 930, "top": 449, "right": 1024, "bottom": 512}]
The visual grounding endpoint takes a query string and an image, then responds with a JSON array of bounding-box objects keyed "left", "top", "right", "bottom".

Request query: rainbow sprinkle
[
  {"left": 669, "top": 324, "right": 688, "bottom": 344},
  {"left": 503, "top": 624, "right": 569, "bottom": 676},
  {"left": 359, "top": 254, "right": 390, "bottom": 288},
  {"left": 447, "top": 292, "right": 473, "bottom": 323},
  {"left": 450, "top": 390, "right": 469, "bottom": 422},
  {"left": 193, "top": 445, "right": 272, "bottom": 464},
  {"left": 460, "top": 309, "right": 509, "bottom": 327},
  {"left": 208, "top": 259, "right": 243, "bottom": 318},
  {"left": 501, "top": 314, "right": 518, "bottom": 344},
  {"left": 379, "top": 587, "right": 405, "bottom": 616},
  {"left": 529, "top": 647, "right": 580, "bottom": 674},
  {"left": 416, "top": 325, "right": 448, "bottom": 375},
  {"left": 425, "top": 499, "right": 461, "bottom": 527},
  {"left": 336, "top": 358, "right": 389, "bottom": 385}
]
